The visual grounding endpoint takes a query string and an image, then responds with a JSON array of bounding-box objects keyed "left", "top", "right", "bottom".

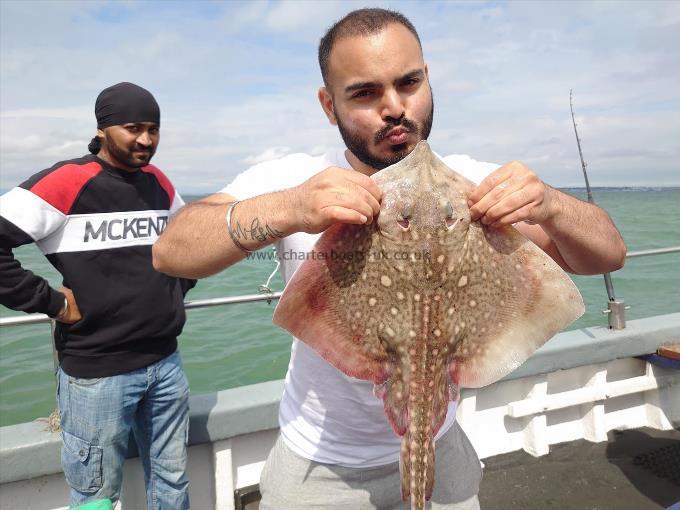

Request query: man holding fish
[{"left": 154, "top": 8, "right": 625, "bottom": 510}]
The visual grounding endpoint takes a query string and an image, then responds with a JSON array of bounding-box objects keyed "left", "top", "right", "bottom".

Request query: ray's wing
[
  {"left": 447, "top": 223, "right": 584, "bottom": 388},
  {"left": 273, "top": 223, "right": 391, "bottom": 384}
]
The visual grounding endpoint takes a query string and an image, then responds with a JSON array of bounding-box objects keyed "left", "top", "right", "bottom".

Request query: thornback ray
[{"left": 273, "top": 140, "right": 584, "bottom": 510}]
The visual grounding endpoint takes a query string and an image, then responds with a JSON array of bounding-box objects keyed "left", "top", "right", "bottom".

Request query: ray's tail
[{"left": 400, "top": 404, "right": 435, "bottom": 510}]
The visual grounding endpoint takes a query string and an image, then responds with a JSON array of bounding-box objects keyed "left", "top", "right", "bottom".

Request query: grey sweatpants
[{"left": 259, "top": 421, "right": 482, "bottom": 509}]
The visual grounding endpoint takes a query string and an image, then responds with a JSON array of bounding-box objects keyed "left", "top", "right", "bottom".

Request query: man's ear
[{"left": 318, "top": 87, "right": 337, "bottom": 126}]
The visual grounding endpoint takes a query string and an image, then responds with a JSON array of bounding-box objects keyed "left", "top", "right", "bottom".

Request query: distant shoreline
[
  {"left": 558, "top": 186, "right": 680, "bottom": 191},
  {"left": 2, "top": 186, "right": 679, "bottom": 197},
  {"left": 180, "top": 186, "right": 680, "bottom": 199},
  {"left": 178, "top": 187, "right": 680, "bottom": 202}
]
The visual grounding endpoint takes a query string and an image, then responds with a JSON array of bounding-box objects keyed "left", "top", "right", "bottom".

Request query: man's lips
[{"left": 385, "top": 127, "right": 408, "bottom": 144}]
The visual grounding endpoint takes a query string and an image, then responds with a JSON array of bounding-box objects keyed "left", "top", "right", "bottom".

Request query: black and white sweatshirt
[{"left": 0, "top": 155, "right": 195, "bottom": 378}]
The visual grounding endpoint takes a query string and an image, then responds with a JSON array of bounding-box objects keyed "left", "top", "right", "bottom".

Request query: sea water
[{"left": 1, "top": 188, "right": 678, "bottom": 427}]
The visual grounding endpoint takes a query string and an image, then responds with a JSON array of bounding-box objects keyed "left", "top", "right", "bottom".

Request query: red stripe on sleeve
[
  {"left": 29, "top": 162, "right": 103, "bottom": 214},
  {"left": 141, "top": 164, "right": 176, "bottom": 205}
]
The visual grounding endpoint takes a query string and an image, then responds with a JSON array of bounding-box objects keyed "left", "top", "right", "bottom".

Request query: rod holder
[{"left": 602, "top": 299, "right": 629, "bottom": 330}]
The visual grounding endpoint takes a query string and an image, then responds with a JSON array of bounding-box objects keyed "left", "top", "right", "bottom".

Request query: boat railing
[
  {"left": 0, "top": 246, "right": 678, "bottom": 329},
  {"left": 595, "top": 246, "right": 679, "bottom": 329}
]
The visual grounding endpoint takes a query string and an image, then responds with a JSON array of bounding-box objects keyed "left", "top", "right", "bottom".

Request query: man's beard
[
  {"left": 336, "top": 97, "right": 434, "bottom": 171},
  {"left": 104, "top": 132, "right": 155, "bottom": 169}
]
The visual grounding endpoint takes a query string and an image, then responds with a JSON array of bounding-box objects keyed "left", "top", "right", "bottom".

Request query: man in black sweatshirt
[{"left": 0, "top": 82, "right": 195, "bottom": 509}]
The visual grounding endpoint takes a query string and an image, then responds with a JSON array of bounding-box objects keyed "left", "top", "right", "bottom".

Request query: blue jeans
[{"left": 57, "top": 351, "right": 190, "bottom": 509}]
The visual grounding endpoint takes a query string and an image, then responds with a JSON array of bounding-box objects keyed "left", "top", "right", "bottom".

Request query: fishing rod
[{"left": 570, "top": 90, "right": 626, "bottom": 329}]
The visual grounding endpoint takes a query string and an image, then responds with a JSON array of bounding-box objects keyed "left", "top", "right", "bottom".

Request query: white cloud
[
  {"left": 1, "top": 0, "right": 678, "bottom": 193},
  {"left": 1, "top": 134, "right": 44, "bottom": 153},
  {"left": 1, "top": 106, "right": 91, "bottom": 121},
  {"left": 242, "top": 147, "right": 292, "bottom": 166},
  {"left": 263, "top": 0, "right": 345, "bottom": 35}
]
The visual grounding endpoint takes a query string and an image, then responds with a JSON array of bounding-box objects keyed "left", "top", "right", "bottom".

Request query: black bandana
[{"left": 94, "top": 82, "right": 160, "bottom": 129}]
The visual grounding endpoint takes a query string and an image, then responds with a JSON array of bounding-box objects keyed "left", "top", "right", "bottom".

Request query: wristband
[
  {"left": 226, "top": 201, "right": 253, "bottom": 253},
  {"left": 56, "top": 296, "right": 68, "bottom": 320}
]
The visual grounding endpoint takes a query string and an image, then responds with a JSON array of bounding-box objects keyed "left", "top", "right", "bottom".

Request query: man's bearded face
[{"left": 335, "top": 92, "right": 434, "bottom": 171}]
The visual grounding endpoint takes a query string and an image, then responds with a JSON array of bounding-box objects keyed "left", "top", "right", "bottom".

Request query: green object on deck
[{"left": 70, "top": 500, "right": 113, "bottom": 510}]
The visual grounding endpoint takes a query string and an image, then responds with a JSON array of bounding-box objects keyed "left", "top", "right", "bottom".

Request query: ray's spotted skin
[{"left": 273, "top": 141, "right": 585, "bottom": 510}]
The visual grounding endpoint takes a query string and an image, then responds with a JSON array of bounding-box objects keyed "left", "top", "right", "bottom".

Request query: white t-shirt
[{"left": 221, "top": 148, "right": 498, "bottom": 468}]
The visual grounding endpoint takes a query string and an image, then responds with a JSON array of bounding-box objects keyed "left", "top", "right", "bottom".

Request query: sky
[{"left": 1, "top": 0, "right": 679, "bottom": 194}]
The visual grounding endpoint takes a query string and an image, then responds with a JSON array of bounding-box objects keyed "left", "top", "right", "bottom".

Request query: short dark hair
[{"left": 318, "top": 8, "right": 422, "bottom": 86}]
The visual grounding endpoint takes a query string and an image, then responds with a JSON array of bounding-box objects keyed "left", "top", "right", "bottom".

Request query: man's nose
[
  {"left": 381, "top": 88, "right": 405, "bottom": 121},
  {"left": 137, "top": 131, "right": 152, "bottom": 146}
]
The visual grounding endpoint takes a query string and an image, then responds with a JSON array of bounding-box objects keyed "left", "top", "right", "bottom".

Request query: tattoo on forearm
[{"left": 234, "top": 217, "right": 284, "bottom": 243}]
